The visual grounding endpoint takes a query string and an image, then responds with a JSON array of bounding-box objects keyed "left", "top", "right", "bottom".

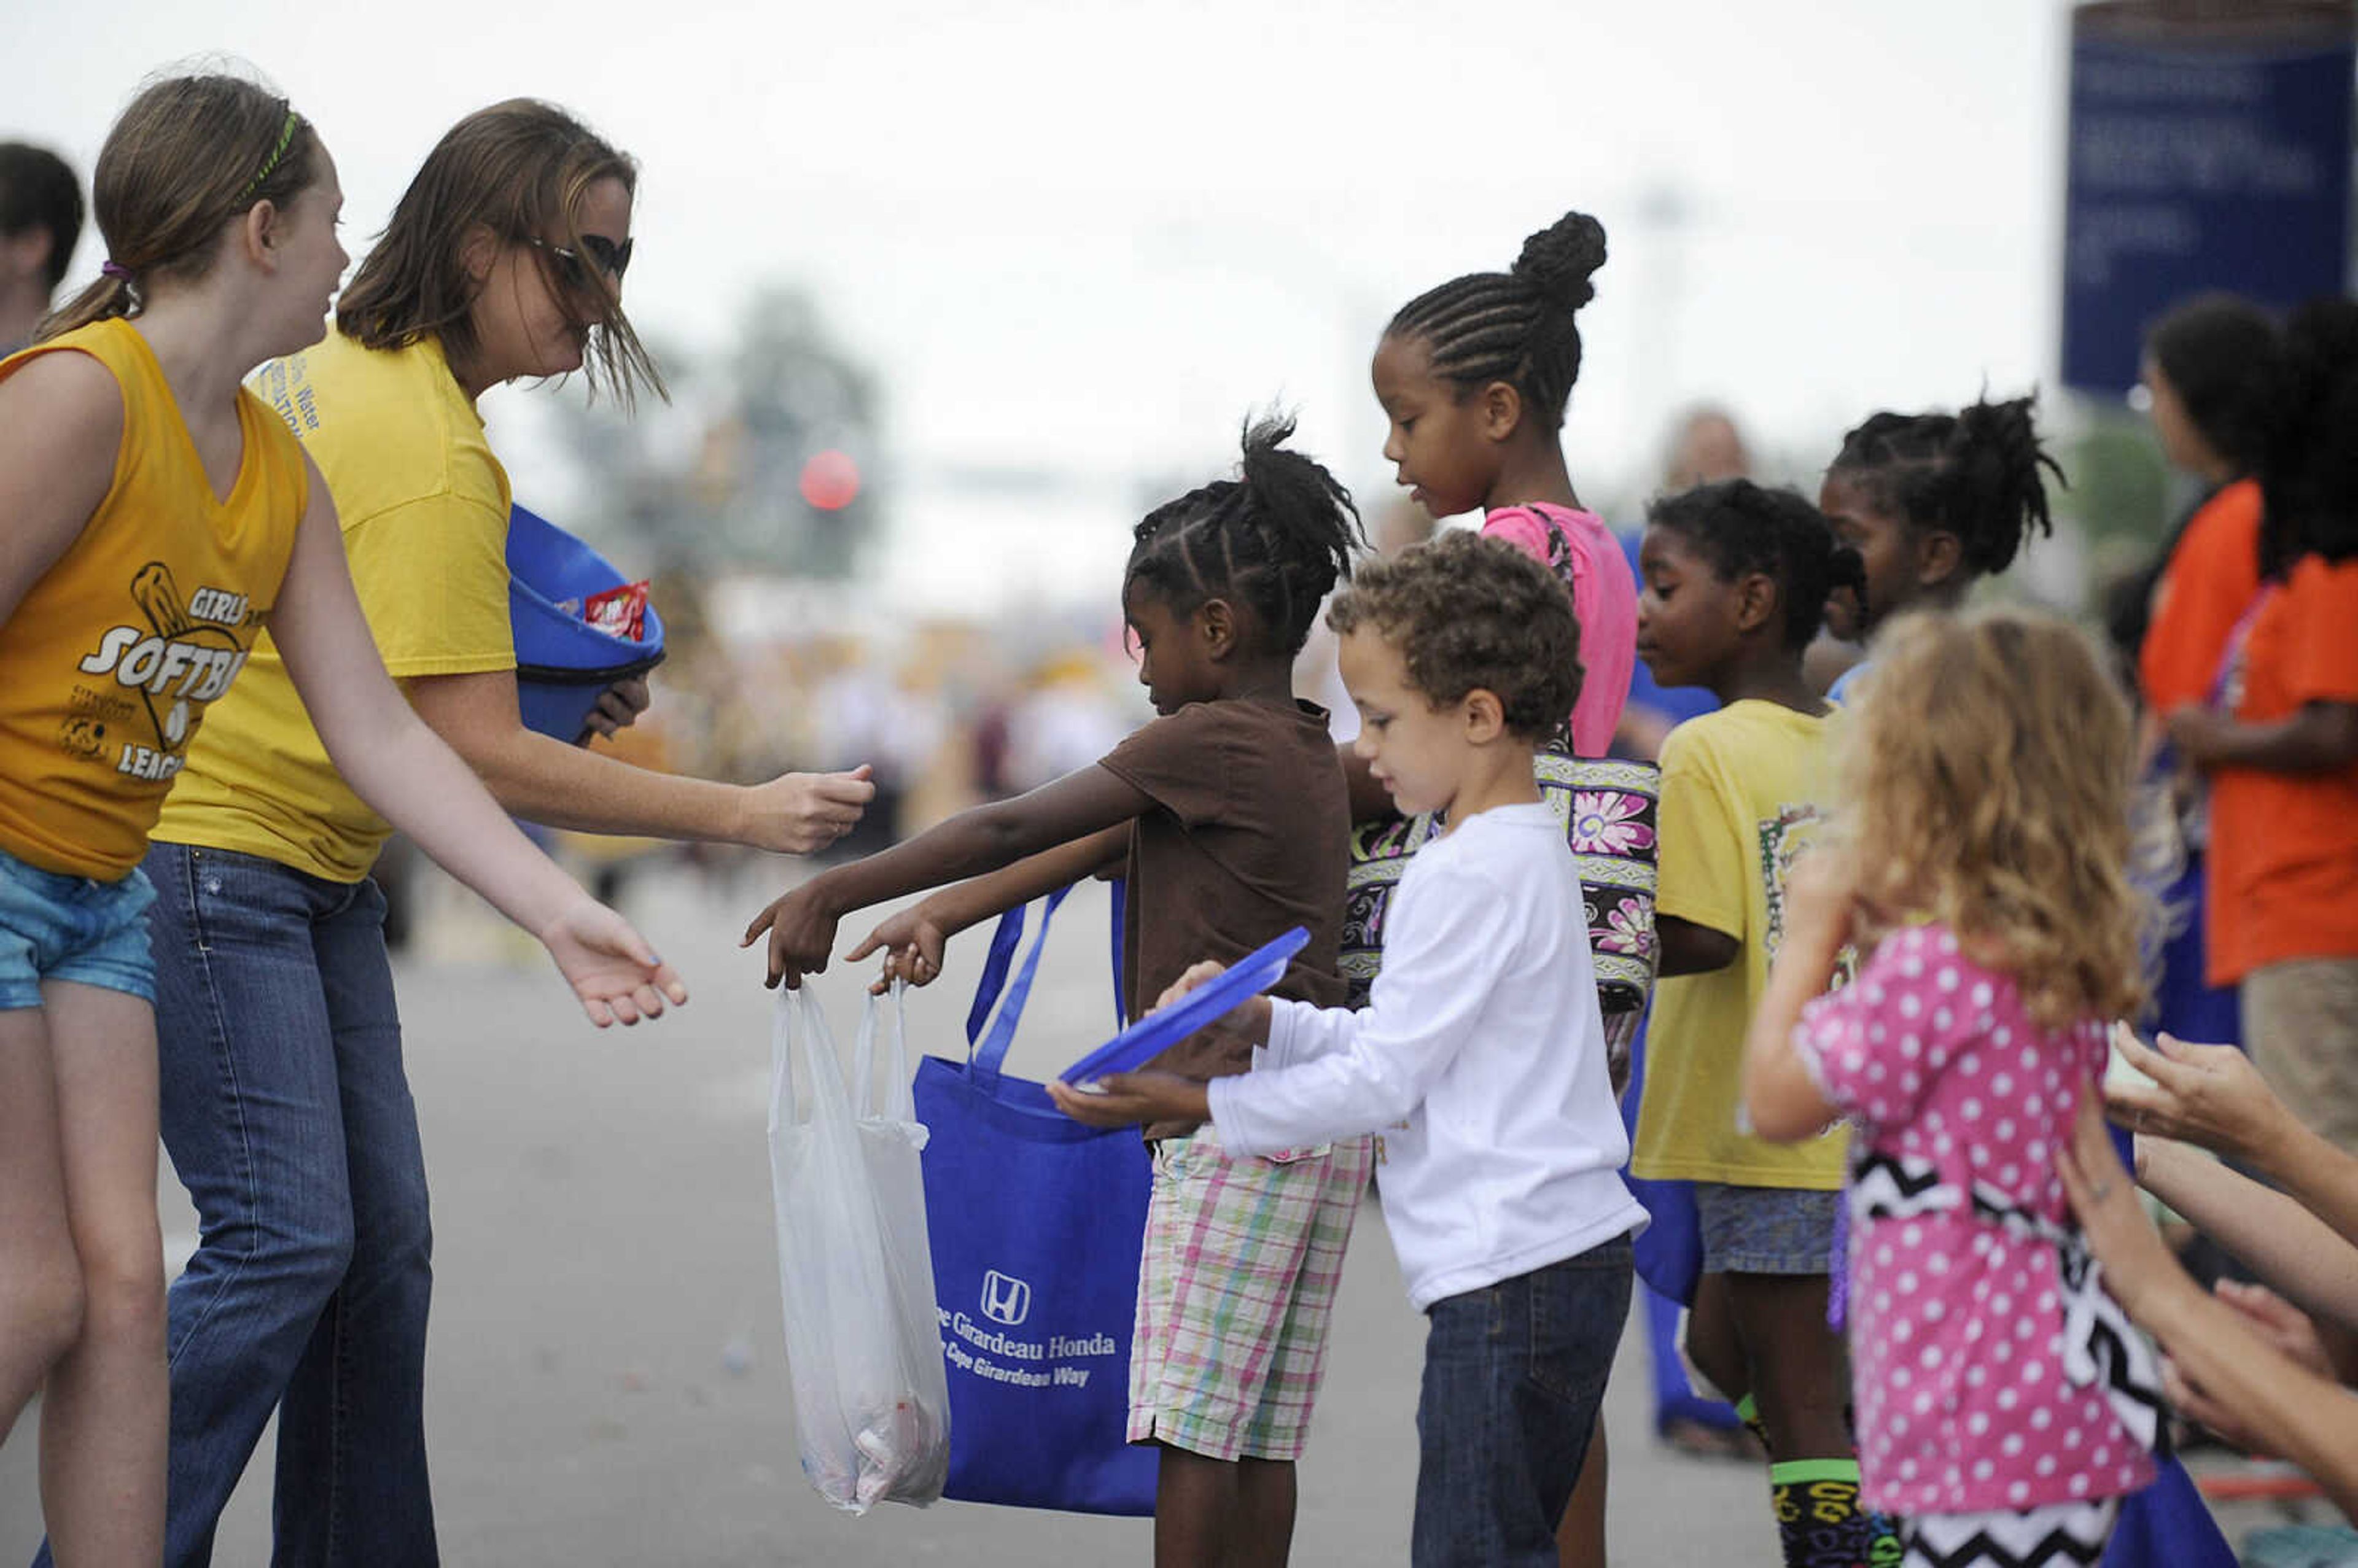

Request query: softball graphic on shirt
[{"left": 68, "top": 561, "right": 262, "bottom": 783}]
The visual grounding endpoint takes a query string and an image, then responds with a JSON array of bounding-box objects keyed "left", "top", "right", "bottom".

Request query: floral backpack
[
  {"left": 1340, "top": 508, "right": 1662, "bottom": 1084},
  {"left": 1339, "top": 748, "right": 1661, "bottom": 1090}
]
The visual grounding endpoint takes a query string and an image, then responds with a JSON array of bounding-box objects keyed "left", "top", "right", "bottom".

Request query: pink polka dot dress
[{"left": 1795, "top": 923, "right": 2158, "bottom": 1516}]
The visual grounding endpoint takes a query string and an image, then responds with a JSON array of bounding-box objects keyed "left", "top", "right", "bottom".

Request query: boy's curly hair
[{"left": 1325, "top": 530, "right": 1581, "bottom": 739}]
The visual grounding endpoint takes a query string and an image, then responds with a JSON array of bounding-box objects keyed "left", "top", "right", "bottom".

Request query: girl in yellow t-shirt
[
  {"left": 0, "top": 74, "right": 682, "bottom": 1565},
  {"left": 1628, "top": 480, "right": 1891, "bottom": 1568}
]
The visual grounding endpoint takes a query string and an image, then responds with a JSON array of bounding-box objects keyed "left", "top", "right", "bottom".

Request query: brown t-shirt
[{"left": 1099, "top": 696, "right": 1350, "bottom": 1139}]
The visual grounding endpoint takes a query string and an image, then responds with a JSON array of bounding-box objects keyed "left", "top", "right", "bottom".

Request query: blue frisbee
[{"left": 1060, "top": 926, "right": 1310, "bottom": 1085}]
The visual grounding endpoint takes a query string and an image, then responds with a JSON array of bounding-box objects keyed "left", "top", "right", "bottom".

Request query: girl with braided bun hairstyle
[
  {"left": 752, "top": 414, "right": 1371, "bottom": 1567},
  {"left": 1816, "top": 394, "right": 2062, "bottom": 702},
  {"left": 1367, "top": 209, "right": 1635, "bottom": 772},
  {"left": 0, "top": 72, "right": 683, "bottom": 1566},
  {"left": 1362, "top": 211, "right": 1644, "bottom": 1567}
]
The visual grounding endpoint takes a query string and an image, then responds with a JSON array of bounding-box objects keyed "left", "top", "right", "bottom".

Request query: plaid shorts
[{"left": 1128, "top": 1124, "right": 1375, "bottom": 1461}]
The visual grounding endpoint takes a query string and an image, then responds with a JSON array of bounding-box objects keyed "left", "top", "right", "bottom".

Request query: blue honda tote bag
[{"left": 914, "top": 885, "right": 1159, "bottom": 1515}]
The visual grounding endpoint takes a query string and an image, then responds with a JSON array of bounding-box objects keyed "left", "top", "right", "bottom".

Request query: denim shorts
[
  {"left": 0, "top": 840, "right": 158, "bottom": 1008},
  {"left": 1694, "top": 1182, "right": 1840, "bottom": 1275}
]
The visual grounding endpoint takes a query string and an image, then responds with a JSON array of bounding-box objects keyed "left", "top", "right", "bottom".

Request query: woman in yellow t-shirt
[
  {"left": 1629, "top": 480, "right": 1890, "bottom": 1568},
  {"left": 0, "top": 76, "right": 683, "bottom": 1566},
  {"left": 139, "top": 101, "right": 874, "bottom": 1562}
]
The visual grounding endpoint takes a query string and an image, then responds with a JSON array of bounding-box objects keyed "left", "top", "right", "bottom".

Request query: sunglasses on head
[{"left": 524, "top": 232, "right": 633, "bottom": 290}]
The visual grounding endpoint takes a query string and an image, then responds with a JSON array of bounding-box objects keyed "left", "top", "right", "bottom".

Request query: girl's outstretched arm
[
  {"left": 846, "top": 826, "right": 1130, "bottom": 995},
  {"left": 745, "top": 766, "right": 1152, "bottom": 987},
  {"left": 268, "top": 457, "right": 685, "bottom": 1027}
]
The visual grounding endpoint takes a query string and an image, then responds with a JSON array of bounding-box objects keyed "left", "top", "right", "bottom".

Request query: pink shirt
[
  {"left": 1481, "top": 504, "right": 1635, "bottom": 758},
  {"left": 1796, "top": 923, "right": 2158, "bottom": 1515}
]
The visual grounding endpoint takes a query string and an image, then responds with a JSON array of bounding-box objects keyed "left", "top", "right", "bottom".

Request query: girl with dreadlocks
[
  {"left": 749, "top": 414, "right": 1370, "bottom": 1567},
  {"left": 1815, "top": 394, "right": 2061, "bottom": 702}
]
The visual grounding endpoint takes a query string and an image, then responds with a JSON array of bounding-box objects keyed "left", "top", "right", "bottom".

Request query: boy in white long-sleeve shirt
[{"left": 1053, "top": 531, "right": 1646, "bottom": 1567}]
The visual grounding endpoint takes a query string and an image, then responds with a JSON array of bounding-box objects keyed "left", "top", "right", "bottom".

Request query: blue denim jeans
[
  {"left": 1412, "top": 1236, "right": 1633, "bottom": 1568},
  {"left": 107, "top": 842, "right": 432, "bottom": 1567}
]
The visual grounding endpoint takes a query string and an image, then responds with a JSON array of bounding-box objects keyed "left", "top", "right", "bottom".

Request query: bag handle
[
  {"left": 965, "top": 883, "right": 1069, "bottom": 1081},
  {"left": 852, "top": 979, "right": 916, "bottom": 1124},
  {"left": 964, "top": 895, "right": 1032, "bottom": 1051},
  {"left": 1109, "top": 875, "right": 1128, "bottom": 1025},
  {"left": 769, "top": 984, "right": 854, "bottom": 1133}
]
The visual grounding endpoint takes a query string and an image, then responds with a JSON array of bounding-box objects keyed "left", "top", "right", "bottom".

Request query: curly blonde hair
[{"left": 1837, "top": 608, "right": 2147, "bottom": 1028}]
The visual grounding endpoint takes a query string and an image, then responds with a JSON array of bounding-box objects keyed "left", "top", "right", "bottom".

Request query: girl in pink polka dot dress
[{"left": 1740, "top": 608, "right": 2169, "bottom": 1568}]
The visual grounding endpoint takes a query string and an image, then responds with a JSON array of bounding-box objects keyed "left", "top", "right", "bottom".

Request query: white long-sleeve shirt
[{"left": 1207, "top": 801, "right": 1647, "bottom": 1311}]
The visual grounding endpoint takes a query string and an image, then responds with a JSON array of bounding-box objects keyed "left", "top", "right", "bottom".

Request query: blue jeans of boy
[
  {"left": 72, "top": 843, "right": 434, "bottom": 1567},
  {"left": 1413, "top": 1236, "right": 1633, "bottom": 1568}
]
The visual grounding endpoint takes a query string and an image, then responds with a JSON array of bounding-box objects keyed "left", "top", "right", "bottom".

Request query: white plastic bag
[{"left": 768, "top": 980, "right": 950, "bottom": 1512}]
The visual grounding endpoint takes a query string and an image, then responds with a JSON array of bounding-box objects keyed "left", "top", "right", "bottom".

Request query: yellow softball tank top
[{"left": 0, "top": 319, "right": 307, "bottom": 879}]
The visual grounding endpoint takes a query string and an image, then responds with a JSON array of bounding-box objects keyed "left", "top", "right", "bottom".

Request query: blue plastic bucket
[{"left": 506, "top": 503, "right": 666, "bottom": 742}]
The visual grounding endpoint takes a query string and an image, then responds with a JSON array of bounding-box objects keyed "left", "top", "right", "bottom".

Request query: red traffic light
[{"left": 799, "top": 449, "right": 862, "bottom": 511}]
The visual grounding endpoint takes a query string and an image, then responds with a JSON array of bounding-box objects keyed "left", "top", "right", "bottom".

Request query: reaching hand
[
  {"left": 1046, "top": 1071, "right": 1209, "bottom": 1129},
  {"left": 2160, "top": 1354, "right": 2285, "bottom": 1457},
  {"left": 846, "top": 904, "right": 952, "bottom": 995},
  {"left": 2106, "top": 1028, "right": 2292, "bottom": 1163},
  {"left": 539, "top": 898, "right": 689, "bottom": 1026},
  {"left": 582, "top": 675, "right": 652, "bottom": 742},
  {"left": 1153, "top": 960, "right": 1228, "bottom": 1013},
  {"left": 742, "top": 764, "right": 876, "bottom": 855},
  {"left": 2212, "top": 1280, "right": 2337, "bottom": 1381},
  {"left": 2057, "top": 1090, "right": 2187, "bottom": 1320},
  {"left": 1146, "top": 960, "right": 1270, "bottom": 1050},
  {"left": 741, "top": 882, "right": 841, "bottom": 990}
]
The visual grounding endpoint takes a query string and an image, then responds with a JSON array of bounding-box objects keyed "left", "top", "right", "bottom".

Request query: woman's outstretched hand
[
  {"left": 2057, "top": 1090, "right": 2186, "bottom": 1320},
  {"left": 2105, "top": 1027, "right": 2291, "bottom": 1162},
  {"left": 741, "top": 764, "right": 876, "bottom": 855},
  {"left": 539, "top": 898, "right": 689, "bottom": 1026}
]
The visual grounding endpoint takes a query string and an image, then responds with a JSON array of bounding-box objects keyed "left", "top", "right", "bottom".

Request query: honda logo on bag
[{"left": 980, "top": 1270, "right": 1032, "bottom": 1326}]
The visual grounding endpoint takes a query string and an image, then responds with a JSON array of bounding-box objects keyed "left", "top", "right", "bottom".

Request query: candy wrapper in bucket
[{"left": 584, "top": 580, "right": 650, "bottom": 642}]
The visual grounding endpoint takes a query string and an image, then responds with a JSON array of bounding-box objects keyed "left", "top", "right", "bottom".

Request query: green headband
[{"left": 241, "top": 108, "right": 302, "bottom": 203}]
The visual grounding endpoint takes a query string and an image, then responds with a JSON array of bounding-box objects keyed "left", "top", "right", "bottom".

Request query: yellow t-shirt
[
  {"left": 155, "top": 332, "right": 514, "bottom": 882},
  {"left": 1632, "top": 699, "right": 1849, "bottom": 1189},
  {"left": 0, "top": 320, "right": 306, "bottom": 879}
]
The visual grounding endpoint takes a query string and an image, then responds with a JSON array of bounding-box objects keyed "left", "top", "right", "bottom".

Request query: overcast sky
[{"left": 5, "top": 1, "right": 2083, "bottom": 610}]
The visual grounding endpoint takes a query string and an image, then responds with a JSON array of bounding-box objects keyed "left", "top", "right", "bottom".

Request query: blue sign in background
[{"left": 2061, "top": 14, "right": 2355, "bottom": 395}]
